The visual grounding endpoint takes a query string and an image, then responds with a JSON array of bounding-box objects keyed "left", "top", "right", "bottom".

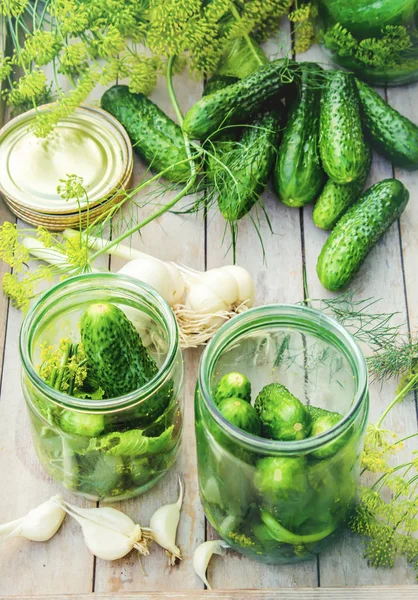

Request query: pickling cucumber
[
  {"left": 317, "top": 179, "right": 409, "bottom": 291},
  {"left": 183, "top": 58, "right": 297, "bottom": 139},
  {"left": 81, "top": 302, "right": 158, "bottom": 398},
  {"left": 319, "top": 71, "right": 368, "bottom": 184},
  {"left": 273, "top": 63, "right": 325, "bottom": 207},
  {"left": 313, "top": 145, "right": 372, "bottom": 230},
  {"left": 355, "top": 78, "right": 418, "bottom": 170},
  {"left": 101, "top": 85, "right": 192, "bottom": 183}
]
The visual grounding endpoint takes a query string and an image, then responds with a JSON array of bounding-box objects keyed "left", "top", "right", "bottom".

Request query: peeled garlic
[
  {"left": 0, "top": 495, "right": 66, "bottom": 544},
  {"left": 149, "top": 478, "right": 184, "bottom": 565},
  {"left": 193, "top": 540, "right": 229, "bottom": 589},
  {"left": 54, "top": 499, "right": 152, "bottom": 561}
]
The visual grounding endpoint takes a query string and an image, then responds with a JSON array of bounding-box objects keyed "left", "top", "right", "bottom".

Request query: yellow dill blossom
[
  {"left": 129, "top": 55, "right": 161, "bottom": 96},
  {"left": 49, "top": 0, "right": 90, "bottom": 37},
  {"left": 67, "top": 345, "right": 88, "bottom": 390},
  {"left": 32, "top": 69, "right": 100, "bottom": 137},
  {"left": 38, "top": 341, "right": 62, "bottom": 383},
  {"left": 228, "top": 531, "right": 255, "bottom": 548},
  {"left": 90, "top": 25, "right": 125, "bottom": 59},
  {"left": 0, "top": 0, "right": 28, "bottom": 17},
  {"left": 7, "top": 70, "right": 48, "bottom": 106},
  {"left": 361, "top": 423, "right": 401, "bottom": 473},
  {"left": 59, "top": 42, "right": 89, "bottom": 77},
  {"left": 0, "top": 54, "right": 12, "bottom": 82},
  {"left": 0, "top": 222, "right": 29, "bottom": 271},
  {"left": 16, "top": 30, "right": 62, "bottom": 68},
  {"left": 57, "top": 174, "right": 86, "bottom": 202},
  {"left": 2, "top": 272, "right": 34, "bottom": 313},
  {"left": 36, "top": 227, "right": 55, "bottom": 249},
  {"left": 63, "top": 235, "right": 89, "bottom": 271}
]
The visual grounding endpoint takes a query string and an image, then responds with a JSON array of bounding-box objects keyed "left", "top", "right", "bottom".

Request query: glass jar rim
[
  {"left": 19, "top": 272, "right": 179, "bottom": 412},
  {"left": 198, "top": 303, "right": 368, "bottom": 454}
]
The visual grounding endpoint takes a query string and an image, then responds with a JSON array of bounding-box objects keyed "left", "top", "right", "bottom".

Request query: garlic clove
[
  {"left": 221, "top": 265, "right": 255, "bottom": 306},
  {"left": 199, "top": 269, "right": 239, "bottom": 306},
  {"left": 20, "top": 495, "right": 66, "bottom": 542},
  {"left": 164, "top": 263, "right": 186, "bottom": 305},
  {"left": 193, "top": 540, "right": 229, "bottom": 589},
  {"left": 118, "top": 257, "right": 173, "bottom": 305},
  {"left": 149, "top": 478, "right": 184, "bottom": 565},
  {"left": 82, "top": 521, "right": 141, "bottom": 561},
  {"left": 185, "top": 284, "right": 228, "bottom": 317}
]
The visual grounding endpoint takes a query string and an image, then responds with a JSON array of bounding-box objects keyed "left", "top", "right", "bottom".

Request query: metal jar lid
[{"left": 0, "top": 104, "right": 133, "bottom": 217}]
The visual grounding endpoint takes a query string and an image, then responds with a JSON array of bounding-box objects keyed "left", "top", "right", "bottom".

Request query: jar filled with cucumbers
[
  {"left": 316, "top": 0, "right": 418, "bottom": 85},
  {"left": 195, "top": 305, "right": 369, "bottom": 564},
  {"left": 20, "top": 273, "right": 184, "bottom": 501}
]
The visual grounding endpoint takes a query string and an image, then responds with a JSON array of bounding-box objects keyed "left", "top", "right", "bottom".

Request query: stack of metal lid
[{"left": 0, "top": 104, "right": 133, "bottom": 231}]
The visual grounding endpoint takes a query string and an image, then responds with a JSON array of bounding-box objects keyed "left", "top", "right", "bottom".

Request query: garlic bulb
[{"left": 0, "top": 495, "right": 66, "bottom": 544}]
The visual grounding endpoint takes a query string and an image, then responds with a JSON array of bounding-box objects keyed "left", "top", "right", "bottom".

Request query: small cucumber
[
  {"left": 183, "top": 58, "right": 297, "bottom": 140},
  {"left": 313, "top": 145, "right": 372, "bottom": 230},
  {"left": 355, "top": 78, "right": 418, "bottom": 170},
  {"left": 319, "top": 71, "right": 368, "bottom": 184},
  {"left": 317, "top": 179, "right": 409, "bottom": 291},
  {"left": 203, "top": 75, "right": 239, "bottom": 97},
  {"left": 101, "top": 85, "right": 192, "bottom": 183},
  {"left": 81, "top": 302, "right": 158, "bottom": 398},
  {"left": 273, "top": 63, "right": 325, "bottom": 207}
]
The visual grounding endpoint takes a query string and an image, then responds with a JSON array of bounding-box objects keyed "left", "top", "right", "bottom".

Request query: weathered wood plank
[
  {"left": 204, "top": 25, "right": 318, "bottom": 590},
  {"left": 3, "top": 586, "right": 418, "bottom": 600},
  {"left": 299, "top": 44, "right": 417, "bottom": 585},
  {"left": 93, "top": 72, "right": 206, "bottom": 592}
]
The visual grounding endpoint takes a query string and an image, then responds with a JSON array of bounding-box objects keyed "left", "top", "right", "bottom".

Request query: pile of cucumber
[{"left": 101, "top": 59, "right": 417, "bottom": 292}]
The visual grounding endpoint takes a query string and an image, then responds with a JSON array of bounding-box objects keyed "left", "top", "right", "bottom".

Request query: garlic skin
[
  {"left": 54, "top": 499, "right": 152, "bottom": 561},
  {"left": 149, "top": 478, "right": 184, "bottom": 565},
  {"left": 193, "top": 540, "right": 229, "bottom": 589},
  {"left": 0, "top": 495, "right": 66, "bottom": 544}
]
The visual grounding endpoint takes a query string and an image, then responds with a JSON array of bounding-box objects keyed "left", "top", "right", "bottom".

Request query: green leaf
[
  {"left": 216, "top": 36, "right": 268, "bottom": 79},
  {"left": 85, "top": 425, "right": 174, "bottom": 457}
]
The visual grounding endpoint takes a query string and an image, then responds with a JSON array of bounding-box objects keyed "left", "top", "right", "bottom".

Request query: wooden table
[{"left": 0, "top": 28, "right": 417, "bottom": 599}]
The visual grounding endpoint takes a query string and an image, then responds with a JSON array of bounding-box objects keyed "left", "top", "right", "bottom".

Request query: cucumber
[
  {"left": 212, "top": 110, "right": 281, "bottom": 221},
  {"left": 203, "top": 75, "right": 239, "bottom": 97},
  {"left": 313, "top": 145, "right": 371, "bottom": 230},
  {"left": 319, "top": 71, "right": 368, "bottom": 184},
  {"left": 101, "top": 85, "right": 192, "bottom": 183},
  {"left": 81, "top": 302, "right": 158, "bottom": 398},
  {"left": 183, "top": 58, "right": 297, "bottom": 140},
  {"left": 317, "top": 179, "right": 409, "bottom": 291},
  {"left": 217, "top": 397, "right": 261, "bottom": 436},
  {"left": 273, "top": 63, "right": 325, "bottom": 208},
  {"left": 355, "top": 78, "right": 418, "bottom": 170}
]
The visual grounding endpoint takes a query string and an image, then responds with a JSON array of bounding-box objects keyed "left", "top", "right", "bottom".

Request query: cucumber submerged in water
[
  {"left": 319, "top": 71, "right": 368, "bottom": 184},
  {"left": 317, "top": 179, "right": 409, "bottom": 291}
]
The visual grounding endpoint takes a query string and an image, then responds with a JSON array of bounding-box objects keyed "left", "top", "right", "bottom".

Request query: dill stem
[
  {"left": 376, "top": 372, "right": 418, "bottom": 428},
  {"left": 54, "top": 342, "right": 72, "bottom": 392},
  {"left": 229, "top": 3, "right": 265, "bottom": 68}
]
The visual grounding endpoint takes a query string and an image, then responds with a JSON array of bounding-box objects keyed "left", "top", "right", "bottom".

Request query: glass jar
[
  {"left": 195, "top": 305, "right": 369, "bottom": 564},
  {"left": 317, "top": 0, "right": 418, "bottom": 85},
  {"left": 20, "top": 273, "right": 184, "bottom": 501}
]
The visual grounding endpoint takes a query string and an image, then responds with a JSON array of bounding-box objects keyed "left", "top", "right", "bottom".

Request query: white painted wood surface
[{"left": 0, "top": 28, "right": 417, "bottom": 597}]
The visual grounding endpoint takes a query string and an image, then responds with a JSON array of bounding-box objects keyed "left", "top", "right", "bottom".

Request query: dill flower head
[
  {"left": 0, "top": 222, "right": 29, "bottom": 271},
  {"left": 0, "top": 0, "right": 28, "bottom": 17},
  {"left": 6, "top": 70, "right": 48, "bottom": 107},
  {"left": 49, "top": 0, "right": 90, "bottom": 37},
  {"left": 17, "top": 30, "right": 62, "bottom": 68},
  {"left": 57, "top": 174, "right": 86, "bottom": 202},
  {"left": 2, "top": 272, "right": 34, "bottom": 313},
  {"left": 0, "top": 54, "right": 12, "bottom": 82},
  {"left": 58, "top": 42, "right": 89, "bottom": 77},
  {"left": 129, "top": 55, "right": 161, "bottom": 96}
]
